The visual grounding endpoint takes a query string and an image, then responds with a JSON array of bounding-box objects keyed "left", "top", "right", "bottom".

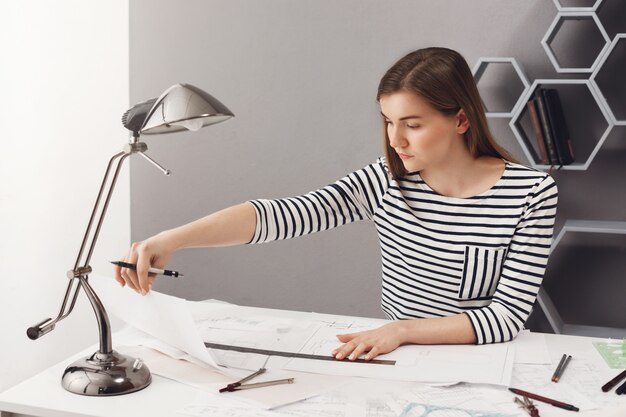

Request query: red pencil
[{"left": 509, "top": 388, "right": 579, "bottom": 412}]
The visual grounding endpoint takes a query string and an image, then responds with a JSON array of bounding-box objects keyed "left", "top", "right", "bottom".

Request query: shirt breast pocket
[{"left": 458, "top": 246, "right": 506, "bottom": 300}]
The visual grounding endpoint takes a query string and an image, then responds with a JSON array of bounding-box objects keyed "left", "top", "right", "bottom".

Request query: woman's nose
[{"left": 388, "top": 126, "right": 407, "bottom": 148}]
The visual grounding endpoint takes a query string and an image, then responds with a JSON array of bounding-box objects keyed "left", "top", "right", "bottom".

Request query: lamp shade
[{"left": 140, "top": 83, "right": 234, "bottom": 134}]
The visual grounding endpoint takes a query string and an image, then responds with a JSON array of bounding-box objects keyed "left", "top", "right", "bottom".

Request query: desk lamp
[{"left": 26, "top": 84, "right": 234, "bottom": 396}]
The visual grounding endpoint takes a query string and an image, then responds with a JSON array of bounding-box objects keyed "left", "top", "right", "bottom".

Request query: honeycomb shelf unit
[
  {"left": 475, "top": 0, "right": 625, "bottom": 338},
  {"left": 537, "top": 220, "right": 626, "bottom": 338}
]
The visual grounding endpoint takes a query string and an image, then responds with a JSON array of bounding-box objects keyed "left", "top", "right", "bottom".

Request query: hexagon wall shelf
[
  {"left": 552, "top": 0, "right": 602, "bottom": 12},
  {"left": 509, "top": 79, "right": 613, "bottom": 170},
  {"left": 542, "top": 12, "right": 610, "bottom": 73},
  {"left": 537, "top": 220, "right": 626, "bottom": 338},
  {"left": 472, "top": 58, "right": 530, "bottom": 118},
  {"left": 591, "top": 34, "right": 626, "bottom": 125}
]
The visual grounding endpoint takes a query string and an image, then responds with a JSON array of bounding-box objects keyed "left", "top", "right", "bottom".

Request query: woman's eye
[{"left": 407, "top": 124, "right": 420, "bottom": 129}]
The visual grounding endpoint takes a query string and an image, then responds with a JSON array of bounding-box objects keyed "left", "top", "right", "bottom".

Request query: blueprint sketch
[
  {"left": 511, "top": 360, "right": 620, "bottom": 411},
  {"left": 400, "top": 403, "right": 517, "bottom": 417}
]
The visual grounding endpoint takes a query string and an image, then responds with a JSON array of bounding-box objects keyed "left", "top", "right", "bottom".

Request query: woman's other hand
[{"left": 331, "top": 321, "right": 407, "bottom": 361}]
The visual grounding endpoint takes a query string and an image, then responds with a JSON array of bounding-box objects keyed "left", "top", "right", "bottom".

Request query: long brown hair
[{"left": 377, "top": 47, "right": 516, "bottom": 179}]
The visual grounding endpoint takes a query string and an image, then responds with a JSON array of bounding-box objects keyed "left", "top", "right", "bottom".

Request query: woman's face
[{"left": 379, "top": 90, "right": 467, "bottom": 173}]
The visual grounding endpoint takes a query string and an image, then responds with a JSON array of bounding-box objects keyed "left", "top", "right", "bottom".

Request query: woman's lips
[{"left": 398, "top": 153, "right": 413, "bottom": 160}]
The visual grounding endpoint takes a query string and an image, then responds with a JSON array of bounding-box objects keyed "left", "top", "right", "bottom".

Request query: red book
[{"left": 527, "top": 98, "right": 549, "bottom": 165}]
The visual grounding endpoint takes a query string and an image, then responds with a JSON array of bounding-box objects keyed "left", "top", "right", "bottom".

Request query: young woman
[{"left": 115, "top": 47, "right": 558, "bottom": 361}]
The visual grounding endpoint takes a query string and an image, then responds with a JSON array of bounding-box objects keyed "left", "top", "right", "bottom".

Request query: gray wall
[{"left": 130, "top": 0, "right": 626, "bottom": 326}]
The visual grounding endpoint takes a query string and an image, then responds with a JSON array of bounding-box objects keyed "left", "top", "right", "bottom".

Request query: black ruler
[{"left": 204, "top": 342, "right": 396, "bottom": 365}]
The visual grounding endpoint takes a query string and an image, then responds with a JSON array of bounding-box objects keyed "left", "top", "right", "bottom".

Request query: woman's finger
[
  {"left": 348, "top": 342, "right": 369, "bottom": 361},
  {"left": 365, "top": 345, "right": 380, "bottom": 361},
  {"left": 125, "top": 244, "right": 142, "bottom": 292},
  {"left": 334, "top": 340, "right": 359, "bottom": 360}
]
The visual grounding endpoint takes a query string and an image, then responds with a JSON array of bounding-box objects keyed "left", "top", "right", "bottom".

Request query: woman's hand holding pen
[
  {"left": 112, "top": 203, "right": 257, "bottom": 295},
  {"left": 332, "top": 321, "right": 407, "bottom": 361},
  {"left": 114, "top": 232, "right": 174, "bottom": 295}
]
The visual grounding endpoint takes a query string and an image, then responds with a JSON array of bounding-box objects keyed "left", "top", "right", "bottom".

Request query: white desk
[{"left": 1, "top": 318, "right": 624, "bottom": 417}]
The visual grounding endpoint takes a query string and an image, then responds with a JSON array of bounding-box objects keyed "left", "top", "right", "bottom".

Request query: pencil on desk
[
  {"left": 602, "top": 369, "right": 626, "bottom": 392},
  {"left": 553, "top": 354, "right": 572, "bottom": 383},
  {"left": 551, "top": 354, "right": 567, "bottom": 382}
]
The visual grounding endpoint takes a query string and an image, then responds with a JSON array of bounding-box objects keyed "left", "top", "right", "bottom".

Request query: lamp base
[{"left": 62, "top": 350, "right": 151, "bottom": 396}]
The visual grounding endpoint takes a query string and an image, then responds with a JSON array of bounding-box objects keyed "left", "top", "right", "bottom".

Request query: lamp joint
[
  {"left": 123, "top": 142, "right": 148, "bottom": 154},
  {"left": 67, "top": 266, "right": 93, "bottom": 279}
]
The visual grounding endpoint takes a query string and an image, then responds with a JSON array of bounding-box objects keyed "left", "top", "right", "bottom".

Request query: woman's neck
[{"left": 419, "top": 154, "right": 505, "bottom": 199}]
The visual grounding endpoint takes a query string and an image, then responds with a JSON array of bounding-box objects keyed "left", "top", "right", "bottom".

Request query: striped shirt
[{"left": 248, "top": 157, "right": 558, "bottom": 344}]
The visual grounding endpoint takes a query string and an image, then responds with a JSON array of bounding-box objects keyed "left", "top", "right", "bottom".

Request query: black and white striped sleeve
[
  {"left": 247, "top": 160, "right": 389, "bottom": 244},
  {"left": 465, "top": 175, "right": 558, "bottom": 344}
]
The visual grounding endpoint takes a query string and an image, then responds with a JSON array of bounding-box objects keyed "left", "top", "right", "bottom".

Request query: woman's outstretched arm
[{"left": 114, "top": 202, "right": 257, "bottom": 294}]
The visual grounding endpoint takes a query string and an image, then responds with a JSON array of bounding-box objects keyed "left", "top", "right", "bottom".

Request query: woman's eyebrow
[{"left": 380, "top": 112, "right": 422, "bottom": 121}]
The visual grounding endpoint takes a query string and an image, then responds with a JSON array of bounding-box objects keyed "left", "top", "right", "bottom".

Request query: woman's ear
[{"left": 456, "top": 109, "right": 470, "bottom": 134}]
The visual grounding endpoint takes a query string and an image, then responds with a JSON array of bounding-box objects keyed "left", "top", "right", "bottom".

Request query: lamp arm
[
  {"left": 73, "top": 151, "right": 126, "bottom": 271},
  {"left": 83, "top": 152, "right": 131, "bottom": 268},
  {"left": 27, "top": 142, "right": 170, "bottom": 345},
  {"left": 27, "top": 150, "right": 129, "bottom": 342}
]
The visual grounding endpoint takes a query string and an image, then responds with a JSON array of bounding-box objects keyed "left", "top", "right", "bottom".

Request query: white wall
[{"left": 0, "top": 1, "right": 129, "bottom": 391}]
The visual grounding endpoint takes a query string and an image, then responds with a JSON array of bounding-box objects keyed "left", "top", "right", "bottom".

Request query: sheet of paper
[
  {"left": 178, "top": 391, "right": 290, "bottom": 417},
  {"left": 91, "top": 275, "right": 219, "bottom": 369},
  {"left": 189, "top": 302, "right": 324, "bottom": 371},
  {"left": 276, "top": 389, "right": 363, "bottom": 417},
  {"left": 177, "top": 378, "right": 433, "bottom": 417},
  {"left": 284, "top": 313, "right": 513, "bottom": 385},
  {"left": 185, "top": 304, "right": 513, "bottom": 385},
  {"left": 384, "top": 383, "right": 524, "bottom": 417},
  {"left": 511, "top": 338, "right": 625, "bottom": 413},
  {"left": 285, "top": 344, "right": 512, "bottom": 385},
  {"left": 178, "top": 377, "right": 525, "bottom": 417},
  {"left": 194, "top": 305, "right": 321, "bottom": 353},
  {"left": 223, "top": 366, "right": 348, "bottom": 410},
  {"left": 276, "top": 378, "right": 409, "bottom": 417},
  {"left": 512, "top": 330, "right": 551, "bottom": 364},
  {"left": 115, "top": 324, "right": 212, "bottom": 366},
  {"left": 511, "top": 363, "right": 598, "bottom": 411},
  {"left": 119, "top": 345, "right": 233, "bottom": 387},
  {"left": 118, "top": 341, "right": 348, "bottom": 410}
]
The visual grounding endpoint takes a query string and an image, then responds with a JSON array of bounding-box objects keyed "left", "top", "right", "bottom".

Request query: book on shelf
[
  {"left": 526, "top": 87, "right": 574, "bottom": 166},
  {"left": 542, "top": 88, "right": 574, "bottom": 166},
  {"left": 526, "top": 98, "right": 549, "bottom": 165},
  {"left": 532, "top": 88, "right": 559, "bottom": 165}
]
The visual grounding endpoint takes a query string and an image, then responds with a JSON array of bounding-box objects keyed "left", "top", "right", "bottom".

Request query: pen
[
  {"left": 602, "top": 369, "right": 626, "bottom": 392},
  {"left": 110, "top": 261, "right": 184, "bottom": 277},
  {"left": 221, "top": 378, "right": 294, "bottom": 392},
  {"left": 616, "top": 379, "right": 626, "bottom": 395},
  {"left": 509, "top": 388, "right": 579, "bottom": 412},
  {"left": 551, "top": 354, "right": 567, "bottom": 382},
  {"left": 553, "top": 354, "right": 572, "bottom": 383}
]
